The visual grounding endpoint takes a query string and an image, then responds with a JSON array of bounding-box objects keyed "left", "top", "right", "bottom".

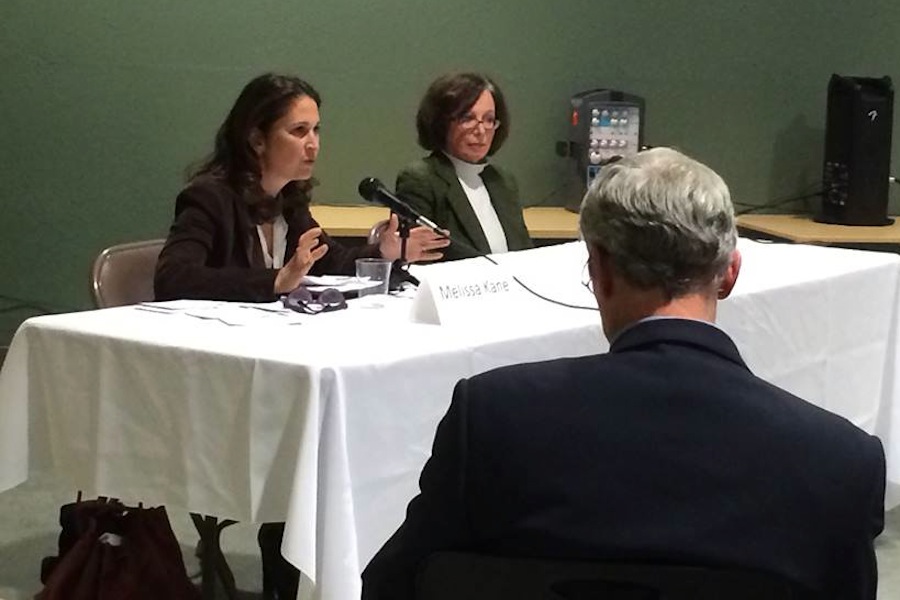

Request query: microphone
[
  {"left": 357, "top": 177, "right": 442, "bottom": 232},
  {"left": 357, "top": 176, "right": 487, "bottom": 260}
]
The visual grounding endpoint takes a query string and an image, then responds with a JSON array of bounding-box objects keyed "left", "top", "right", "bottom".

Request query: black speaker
[{"left": 817, "top": 74, "right": 894, "bottom": 226}]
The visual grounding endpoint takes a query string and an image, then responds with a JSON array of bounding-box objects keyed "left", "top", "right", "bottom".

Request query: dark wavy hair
[
  {"left": 415, "top": 72, "right": 509, "bottom": 156},
  {"left": 190, "top": 73, "right": 321, "bottom": 218}
]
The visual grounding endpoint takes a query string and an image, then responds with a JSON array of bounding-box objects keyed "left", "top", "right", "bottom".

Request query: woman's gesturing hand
[{"left": 274, "top": 227, "right": 329, "bottom": 294}]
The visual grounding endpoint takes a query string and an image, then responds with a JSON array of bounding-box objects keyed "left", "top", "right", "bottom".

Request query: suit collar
[
  {"left": 234, "top": 188, "right": 309, "bottom": 268},
  {"left": 428, "top": 151, "right": 468, "bottom": 183},
  {"left": 426, "top": 152, "right": 492, "bottom": 252},
  {"left": 610, "top": 318, "right": 748, "bottom": 370},
  {"left": 479, "top": 166, "right": 520, "bottom": 245}
]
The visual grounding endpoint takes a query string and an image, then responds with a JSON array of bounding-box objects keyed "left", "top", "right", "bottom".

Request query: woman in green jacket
[{"left": 396, "top": 73, "right": 533, "bottom": 261}]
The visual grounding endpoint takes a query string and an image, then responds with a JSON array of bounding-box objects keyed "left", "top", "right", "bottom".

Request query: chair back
[
  {"left": 90, "top": 239, "right": 166, "bottom": 308},
  {"left": 416, "top": 552, "right": 804, "bottom": 600}
]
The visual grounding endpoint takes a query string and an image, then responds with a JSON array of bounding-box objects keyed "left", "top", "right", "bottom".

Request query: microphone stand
[
  {"left": 398, "top": 211, "right": 410, "bottom": 263},
  {"left": 392, "top": 212, "right": 420, "bottom": 288}
]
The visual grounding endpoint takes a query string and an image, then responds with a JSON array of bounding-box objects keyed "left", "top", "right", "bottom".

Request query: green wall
[{"left": 2, "top": 0, "right": 900, "bottom": 344}]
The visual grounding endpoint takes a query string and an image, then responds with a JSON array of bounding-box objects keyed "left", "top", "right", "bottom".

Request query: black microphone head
[{"left": 358, "top": 177, "right": 382, "bottom": 201}]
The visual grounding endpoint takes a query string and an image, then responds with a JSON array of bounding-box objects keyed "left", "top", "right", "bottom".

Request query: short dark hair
[
  {"left": 415, "top": 72, "right": 509, "bottom": 156},
  {"left": 191, "top": 73, "right": 321, "bottom": 207}
]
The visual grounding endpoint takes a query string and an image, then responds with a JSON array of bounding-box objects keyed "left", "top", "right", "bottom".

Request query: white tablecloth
[{"left": 2, "top": 239, "right": 900, "bottom": 600}]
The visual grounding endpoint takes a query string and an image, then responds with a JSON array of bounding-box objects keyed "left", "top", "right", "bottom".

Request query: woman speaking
[{"left": 155, "top": 73, "right": 448, "bottom": 302}]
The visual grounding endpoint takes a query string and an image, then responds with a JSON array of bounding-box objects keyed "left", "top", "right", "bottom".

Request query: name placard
[{"left": 410, "top": 260, "right": 525, "bottom": 326}]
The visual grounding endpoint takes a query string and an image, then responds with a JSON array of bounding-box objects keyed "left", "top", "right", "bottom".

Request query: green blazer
[{"left": 396, "top": 152, "right": 533, "bottom": 262}]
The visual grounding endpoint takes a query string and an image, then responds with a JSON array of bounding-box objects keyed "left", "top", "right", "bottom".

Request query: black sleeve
[
  {"left": 154, "top": 183, "right": 278, "bottom": 302},
  {"left": 857, "top": 436, "right": 886, "bottom": 599},
  {"left": 361, "top": 379, "right": 472, "bottom": 600},
  {"left": 829, "top": 434, "right": 885, "bottom": 599}
]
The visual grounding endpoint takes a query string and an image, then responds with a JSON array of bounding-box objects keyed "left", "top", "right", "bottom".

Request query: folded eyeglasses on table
[{"left": 281, "top": 287, "right": 347, "bottom": 314}]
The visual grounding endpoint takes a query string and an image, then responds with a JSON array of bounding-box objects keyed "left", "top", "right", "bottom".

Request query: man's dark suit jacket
[
  {"left": 396, "top": 152, "right": 533, "bottom": 262},
  {"left": 362, "top": 318, "right": 886, "bottom": 600},
  {"left": 154, "top": 177, "right": 379, "bottom": 302}
]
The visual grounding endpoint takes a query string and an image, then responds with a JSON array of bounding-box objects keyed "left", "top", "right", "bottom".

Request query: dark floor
[{"left": 2, "top": 472, "right": 899, "bottom": 599}]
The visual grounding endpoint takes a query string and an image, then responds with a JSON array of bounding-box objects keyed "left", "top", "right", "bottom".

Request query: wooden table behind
[
  {"left": 309, "top": 205, "right": 580, "bottom": 240},
  {"left": 737, "top": 214, "right": 900, "bottom": 245}
]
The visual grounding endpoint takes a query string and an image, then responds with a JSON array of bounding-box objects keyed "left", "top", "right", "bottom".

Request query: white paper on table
[
  {"left": 302, "top": 275, "right": 381, "bottom": 293},
  {"left": 136, "top": 301, "right": 309, "bottom": 326}
]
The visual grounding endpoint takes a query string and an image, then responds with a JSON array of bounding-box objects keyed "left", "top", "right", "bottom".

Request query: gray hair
[{"left": 579, "top": 147, "right": 736, "bottom": 298}]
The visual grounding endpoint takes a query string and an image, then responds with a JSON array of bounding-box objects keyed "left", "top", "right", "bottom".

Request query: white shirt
[
  {"left": 445, "top": 153, "right": 509, "bottom": 254},
  {"left": 255, "top": 214, "right": 288, "bottom": 269}
]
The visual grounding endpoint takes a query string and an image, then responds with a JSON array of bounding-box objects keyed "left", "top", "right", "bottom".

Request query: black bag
[{"left": 37, "top": 494, "right": 199, "bottom": 600}]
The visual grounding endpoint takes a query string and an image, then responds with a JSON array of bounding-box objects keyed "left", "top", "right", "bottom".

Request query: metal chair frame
[{"left": 90, "top": 239, "right": 166, "bottom": 308}]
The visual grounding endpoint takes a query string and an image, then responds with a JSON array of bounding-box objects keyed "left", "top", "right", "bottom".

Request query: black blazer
[
  {"left": 362, "top": 319, "right": 885, "bottom": 600},
  {"left": 154, "top": 177, "right": 379, "bottom": 302},
  {"left": 396, "top": 153, "right": 533, "bottom": 262}
]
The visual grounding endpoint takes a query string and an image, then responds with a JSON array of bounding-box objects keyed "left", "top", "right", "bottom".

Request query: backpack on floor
[{"left": 36, "top": 494, "right": 199, "bottom": 600}]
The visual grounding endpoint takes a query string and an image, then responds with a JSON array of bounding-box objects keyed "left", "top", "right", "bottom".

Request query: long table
[{"left": 2, "top": 240, "right": 900, "bottom": 599}]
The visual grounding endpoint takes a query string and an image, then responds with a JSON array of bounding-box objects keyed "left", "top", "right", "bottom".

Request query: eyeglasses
[
  {"left": 582, "top": 261, "right": 594, "bottom": 294},
  {"left": 456, "top": 114, "right": 501, "bottom": 132},
  {"left": 282, "top": 287, "right": 347, "bottom": 314}
]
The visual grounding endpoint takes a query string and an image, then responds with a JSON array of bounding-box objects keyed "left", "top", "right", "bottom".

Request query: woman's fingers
[
  {"left": 297, "top": 227, "right": 323, "bottom": 253},
  {"left": 273, "top": 229, "right": 328, "bottom": 294},
  {"left": 405, "top": 227, "right": 449, "bottom": 262},
  {"left": 309, "top": 243, "right": 329, "bottom": 262},
  {"left": 384, "top": 214, "right": 400, "bottom": 235}
]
